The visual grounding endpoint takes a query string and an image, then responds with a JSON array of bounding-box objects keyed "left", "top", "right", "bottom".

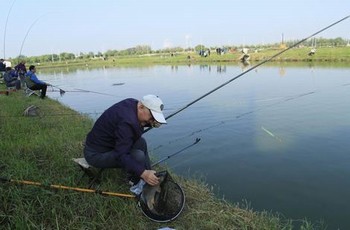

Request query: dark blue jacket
[
  {"left": 4, "top": 71, "right": 18, "bottom": 87},
  {"left": 0, "top": 62, "right": 5, "bottom": 71},
  {"left": 86, "top": 98, "right": 145, "bottom": 176},
  {"left": 26, "top": 70, "right": 45, "bottom": 85}
]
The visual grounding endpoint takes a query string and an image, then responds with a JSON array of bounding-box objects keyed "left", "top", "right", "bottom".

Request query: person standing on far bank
[{"left": 84, "top": 95, "right": 167, "bottom": 186}]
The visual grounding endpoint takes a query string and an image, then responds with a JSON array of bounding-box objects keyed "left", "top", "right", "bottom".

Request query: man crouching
[{"left": 84, "top": 95, "right": 167, "bottom": 186}]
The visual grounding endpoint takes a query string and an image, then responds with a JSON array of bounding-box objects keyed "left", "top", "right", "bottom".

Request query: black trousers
[
  {"left": 7, "top": 80, "right": 21, "bottom": 90},
  {"left": 84, "top": 137, "right": 151, "bottom": 171},
  {"left": 30, "top": 84, "right": 47, "bottom": 98}
]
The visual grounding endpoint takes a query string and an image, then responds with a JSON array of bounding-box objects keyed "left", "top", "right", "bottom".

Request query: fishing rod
[
  {"left": 49, "top": 86, "right": 116, "bottom": 97},
  {"left": 19, "top": 14, "right": 48, "bottom": 58},
  {"left": 74, "top": 88, "right": 118, "bottom": 97},
  {"left": 0, "top": 91, "right": 10, "bottom": 96},
  {"left": 144, "top": 15, "right": 350, "bottom": 134},
  {"left": 48, "top": 87, "right": 117, "bottom": 97},
  {"left": 48, "top": 89, "right": 88, "bottom": 93},
  {"left": 0, "top": 176, "right": 135, "bottom": 199},
  {"left": 3, "top": 0, "right": 16, "bottom": 58},
  {"left": 152, "top": 138, "right": 201, "bottom": 167},
  {"left": 3, "top": 0, "right": 16, "bottom": 59}
]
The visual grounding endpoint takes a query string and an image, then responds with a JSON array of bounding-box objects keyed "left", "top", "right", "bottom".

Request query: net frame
[{"left": 138, "top": 171, "right": 185, "bottom": 222}]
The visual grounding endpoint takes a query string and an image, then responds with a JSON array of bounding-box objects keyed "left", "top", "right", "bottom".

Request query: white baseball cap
[{"left": 141, "top": 95, "right": 167, "bottom": 124}]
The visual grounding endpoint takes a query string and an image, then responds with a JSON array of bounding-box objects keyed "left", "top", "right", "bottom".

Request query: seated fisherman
[
  {"left": 0, "top": 59, "right": 6, "bottom": 72},
  {"left": 14, "top": 60, "right": 27, "bottom": 88},
  {"left": 3, "top": 67, "right": 21, "bottom": 89},
  {"left": 25, "top": 65, "right": 50, "bottom": 99},
  {"left": 0, "top": 59, "right": 6, "bottom": 78}
]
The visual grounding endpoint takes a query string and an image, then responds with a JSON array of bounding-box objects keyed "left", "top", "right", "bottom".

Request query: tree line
[{"left": 9, "top": 37, "right": 349, "bottom": 64}]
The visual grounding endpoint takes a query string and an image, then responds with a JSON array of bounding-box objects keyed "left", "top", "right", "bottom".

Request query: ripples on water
[{"left": 43, "top": 64, "right": 350, "bottom": 229}]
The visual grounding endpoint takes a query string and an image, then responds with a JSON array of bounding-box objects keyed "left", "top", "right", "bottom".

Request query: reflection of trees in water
[{"left": 40, "top": 65, "right": 112, "bottom": 75}]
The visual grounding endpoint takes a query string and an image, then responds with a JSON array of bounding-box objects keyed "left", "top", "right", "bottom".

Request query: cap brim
[{"left": 150, "top": 110, "right": 167, "bottom": 124}]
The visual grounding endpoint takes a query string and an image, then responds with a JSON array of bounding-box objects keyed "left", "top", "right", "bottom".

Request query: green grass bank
[
  {"left": 0, "top": 86, "right": 326, "bottom": 229},
  {"left": 33, "top": 46, "right": 350, "bottom": 70}
]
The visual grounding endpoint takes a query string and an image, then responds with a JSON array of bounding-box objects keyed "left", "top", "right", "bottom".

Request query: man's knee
[
  {"left": 133, "top": 137, "right": 147, "bottom": 152},
  {"left": 130, "top": 149, "right": 146, "bottom": 164}
]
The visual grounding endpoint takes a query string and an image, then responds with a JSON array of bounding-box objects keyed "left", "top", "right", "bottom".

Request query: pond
[{"left": 40, "top": 63, "right": 350, "bottom": 229}]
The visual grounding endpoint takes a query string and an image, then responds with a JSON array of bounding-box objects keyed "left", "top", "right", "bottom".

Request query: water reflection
[
  {"left": 216, "top": 65, "right": 226, "bottom": 73},
  {"left": 171, "top": 65, "right": 178, "bottom": 72},
  {"left": 42, "top": 64, "right": 350, "bottom": 230},
  {"left": 38, "top": 61, "right": 347, "bottom": 80},
  {"left": 279, "top": 66, "right": 286, "bottom": 77},
  {"left": 240, "top": 61, "right": 250, "bottom": 72},
  {"left": 169, "top": 64, "right": 230, "bottom": 74},
  {"left": 198, "top": 64, "right": 227, "bottom": 73},
  {"left": 199, "top": 64, "right": 209, "bottom": 72}
]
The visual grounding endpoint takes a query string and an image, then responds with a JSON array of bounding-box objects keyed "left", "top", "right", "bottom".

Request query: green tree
[
  {"left": 194, "top": 44, "right": 207, "bottom": 52},
  {"left": 59, "top": 52, "right": 75, "bottom": 60}
]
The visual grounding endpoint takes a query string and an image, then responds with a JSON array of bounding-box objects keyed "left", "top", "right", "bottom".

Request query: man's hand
[{"left": 140, "top": 170, "right": 159, "bottom": 186}]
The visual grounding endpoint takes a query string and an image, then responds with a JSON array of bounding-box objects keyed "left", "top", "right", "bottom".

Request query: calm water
[{"left": 41, "top": 63, "right": 350, "bottom": 229}]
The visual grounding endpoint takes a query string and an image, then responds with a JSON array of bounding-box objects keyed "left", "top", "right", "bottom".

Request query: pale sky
[{"left": 1, "top": 0, "right": 349, "bottom": 58}]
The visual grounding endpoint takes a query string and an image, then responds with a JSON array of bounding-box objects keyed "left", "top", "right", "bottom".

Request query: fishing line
[
  {"left": 74, "top": 88, "right": 119, "bottom": 97},
  {"left": 149, "top": 90, "right": 322, "bottom": 151},
  {"left": 143, "top": 15, "right": 350, "bottom": 134},
  {"left": 153, "top": 80, "right": 349, "bottom": 151},
  {"left": 235, "top": 91, "right": 315, "bottom": 119},
  {"left": 161, "top": 77, "right": 350, "bottom": 148},
  {"left": 47, "top": 89, "right": 97, "bottom": 93}
]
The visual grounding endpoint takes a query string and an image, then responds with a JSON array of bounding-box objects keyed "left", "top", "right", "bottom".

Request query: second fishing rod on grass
[{"left": 0, "top": 136, "right": 201, "bottom": 200}]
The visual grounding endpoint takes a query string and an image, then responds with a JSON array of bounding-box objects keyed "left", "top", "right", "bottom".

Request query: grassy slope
[{"left": 0, "top": 87, "right": 324, "bottom": 229}]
